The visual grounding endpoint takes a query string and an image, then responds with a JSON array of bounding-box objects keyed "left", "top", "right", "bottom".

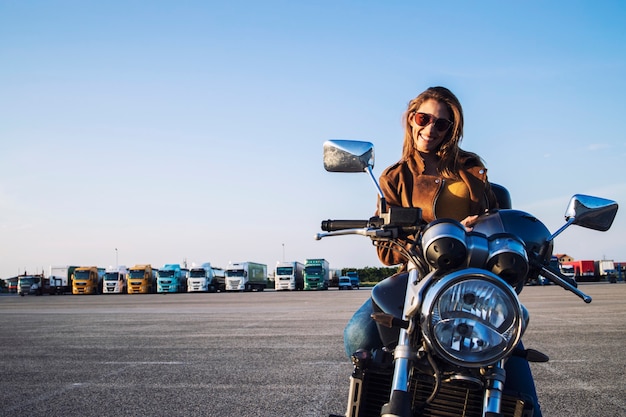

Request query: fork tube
[
  {"left": 381, "top": 268, "right": 419, "bottom": 417},
  {"left": 381, "top": 328, "right": 412, "bottom": 417},
  {"left": 391, "top": 265, "right": 417, "bottom": 391},
  {"left": 482, "top": 360, "right": 506, "bottom": 417},
  {"left": 390, "top": 329, "right": 411, "bottom": 391}
]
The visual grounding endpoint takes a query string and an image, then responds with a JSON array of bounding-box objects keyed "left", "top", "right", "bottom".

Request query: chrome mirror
[
  {"left": 565, "top": 194, "right": 618, "bottom": 231},
  {"left": 323, "top": 140, "right": 374, "bottom": 173}
]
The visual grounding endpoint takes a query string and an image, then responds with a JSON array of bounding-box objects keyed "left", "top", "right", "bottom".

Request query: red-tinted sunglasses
[{"left": 413, "top": 112, "right": 453, "bottom": 133}]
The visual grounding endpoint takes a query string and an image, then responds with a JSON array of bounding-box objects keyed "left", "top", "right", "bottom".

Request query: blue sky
[{"left": 1, "top": 1, "right": 625, "bottom": 278}]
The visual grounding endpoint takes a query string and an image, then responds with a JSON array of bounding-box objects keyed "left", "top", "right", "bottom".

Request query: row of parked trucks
[
  {"left": 274, "top": 258, "right": 338, "bottom": 291},
  {"left": 14, "top": 258, "right": 343, "bottom": 295},
  {"left": 559, "top": 259, "right": 619, "bottom": 282},
  {"left": 17, "top": 262, "right": 258, "bottom": 295},
  {"left": 17, "top": 266, "right": 104, "bottom": 296},
  {"left": 14, "top": 256, "right": 620, "bottom": 295}
]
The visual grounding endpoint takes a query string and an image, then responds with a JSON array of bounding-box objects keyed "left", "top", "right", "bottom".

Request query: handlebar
[
  {"left": 317, "top": 217, "right": 421, "bottom": 243},
  {"left": 321, "top": 219, "right": 369, "bottom": 232},
  {"left": 322, "top": 209, "right": 422, "bottom": 232}
]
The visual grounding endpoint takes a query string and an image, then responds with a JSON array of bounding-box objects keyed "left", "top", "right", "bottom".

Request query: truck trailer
[
  {"left": 596, "top": 259, "right": 617, "bottom": 282},
  {"left": 225, "top": 262, "right": 267, "bottom": 291},
  {"left": 304, "top": 258, "right": 330, "bottom": 290},
  {"left": 102, "top": 265, "right": 128, "bottom": 294},
  {"left": 48, "top": 265, "right": 78, "bottom": 294},
  {"left": 274, "top": 261, "right": 304, "bottom": 291},
  {"left": 329, "top": 268, "right": 343, "bottom": 287},
  {"left": 187, "top": 262, "right": 225, "bottom": 292}
]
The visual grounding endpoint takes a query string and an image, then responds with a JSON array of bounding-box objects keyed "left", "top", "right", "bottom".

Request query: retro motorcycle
[{"left": 318, "top": 140, "right": 618, "bottom": 417}]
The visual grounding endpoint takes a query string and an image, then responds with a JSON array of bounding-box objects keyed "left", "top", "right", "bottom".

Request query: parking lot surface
[{"left": 1, "top": 283, "right": 625, "bottom": 417}]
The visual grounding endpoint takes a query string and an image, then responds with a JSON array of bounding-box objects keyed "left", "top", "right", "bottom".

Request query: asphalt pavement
[{"left": 1, "top": 283, "right": 625, "bottom": 417}]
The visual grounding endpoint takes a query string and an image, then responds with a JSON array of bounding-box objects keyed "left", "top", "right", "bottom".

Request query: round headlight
[
  {"left": 421, "top": 219, "right": 468, "bottom": 271},
  {"left": 420, "top": 268, "right": 523, "bottom": 367}
]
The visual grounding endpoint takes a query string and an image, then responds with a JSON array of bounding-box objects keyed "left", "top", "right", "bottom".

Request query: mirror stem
[
  {"left": 548, "top": 217, "right": 575, "bottom": 242},
  {"left": 366, "top": 165, "right": 387, "bottom": 213}
]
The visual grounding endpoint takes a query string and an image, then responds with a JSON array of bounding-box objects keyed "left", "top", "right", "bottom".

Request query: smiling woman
[{"left": 376, "top": 86, "right": 498, "bottom": 267}]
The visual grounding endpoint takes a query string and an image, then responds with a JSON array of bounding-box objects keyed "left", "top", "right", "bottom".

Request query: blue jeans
[{"left": 344, "top": 298, "right": 542, "bottom": 417}]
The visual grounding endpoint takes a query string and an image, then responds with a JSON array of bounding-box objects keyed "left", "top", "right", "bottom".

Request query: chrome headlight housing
[
  {"left": 486, "top": 233, "right": 529, "bottom": 290},
  {"left": 420, "top": 268, "right": 523, "bottom": 367},
  {"left": 421, "top": 219, "right": 468, "bottom": 271}
]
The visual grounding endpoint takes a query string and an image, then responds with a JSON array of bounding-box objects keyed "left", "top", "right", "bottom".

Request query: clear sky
[{"left": 1, "top": 1, "right": 625, "bottom": 278}]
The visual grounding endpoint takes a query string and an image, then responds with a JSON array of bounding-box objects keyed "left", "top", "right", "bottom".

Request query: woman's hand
[{"left": 460, "top": 214, "right": 479, "bottom": 231}]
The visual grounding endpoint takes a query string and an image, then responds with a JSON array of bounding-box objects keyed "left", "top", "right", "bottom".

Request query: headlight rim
[{"left": 420, "top": 268, "right": 524, "bottom": 368}]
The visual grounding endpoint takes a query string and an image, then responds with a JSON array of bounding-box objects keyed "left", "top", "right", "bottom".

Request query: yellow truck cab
[
  {"left": 127, "top": 264, "right": 157, "bottom": 294},
  {"left": 72, "top": 266, "right": 102, "bottom": 295}
]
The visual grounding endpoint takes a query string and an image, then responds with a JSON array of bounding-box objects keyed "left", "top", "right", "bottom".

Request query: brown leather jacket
[{"left": 376, "top": 154, "right": 499, "bottom": 266}]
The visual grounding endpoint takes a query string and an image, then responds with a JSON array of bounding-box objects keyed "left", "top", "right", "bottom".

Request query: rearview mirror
[
  {"left": 323, "top": 140, "right": 374, "bottom": 173},
  {"left": 565, "top": 194, "right": 618, "bottom": 231}
]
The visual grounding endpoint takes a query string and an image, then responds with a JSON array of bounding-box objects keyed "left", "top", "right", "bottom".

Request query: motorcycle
[{"left": 318, "top": 140, "right": 618, "bottom": 417}]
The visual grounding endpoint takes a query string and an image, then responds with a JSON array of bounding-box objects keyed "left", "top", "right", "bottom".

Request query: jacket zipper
[{"left": 432, "top": 178, "right": 444, "bottom": 219}]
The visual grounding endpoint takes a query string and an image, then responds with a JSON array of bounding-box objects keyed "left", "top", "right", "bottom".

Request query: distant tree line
[{"left": 340, "top": 266, "right": 399, "bottom": 284}]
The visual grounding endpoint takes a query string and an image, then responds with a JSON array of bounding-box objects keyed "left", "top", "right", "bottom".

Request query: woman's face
[{"left": 410, "top": 99, "right": 451, "bottom": 154}]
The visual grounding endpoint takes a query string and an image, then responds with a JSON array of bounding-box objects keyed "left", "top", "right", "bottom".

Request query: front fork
[
  {"left": 379, "top": 342, "right": 508, "bottom": 417},
  {"left": 381, "top": 265, "right": 420, "bottom": 417},
  {"left": 379, "top": 264, "right": 509, "bottom": 417}
]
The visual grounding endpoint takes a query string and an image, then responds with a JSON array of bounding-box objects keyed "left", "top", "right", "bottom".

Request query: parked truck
[
  {"left": 187, "top": 262, "right": 225, "bottom": 292},
  {"left": 346, "top": 270, "right": 360, "bottom": 289},
  {"left": 157, "top": 264, "right": 188, "bottom": 293},
  {"left": 102, "top": 265, "right": 128, "bottom": 294},
  {"left": 18, "top": 273, "right": 50, "bottom": 296},
  {"left": 338, "top": 276, "right": 354, "bottom": 290},
  {"left": 72, "top": 266, "right": 104, "bottom": 295},
  {"left": 559, "top": 263, "right": 575, "bottom": 279},
  {"left": 127, "top": 264, "right": 157, "bottom": 294},
  {"left": 560, "top": 260, "right": 598, "bottom": 282},
  {"left": 212, "top": 267, "right": 225, "bottom": 291},
  {"left": 225, "top": 262, "right": 267, "bottom": 291},
  {"left": 596, "top": 259, "right": 617, "bottom": 283},
  {"left": 274, "top": 261, "right": 305, "bottom": 291},
  {"left": 48, "top": 265, "right": 78, "bottom": 294},
  {"left": 329, "top": 268, "right": 342, "bottom": 287},
  {"left": 304, "top": 258, "right": 330, "bottom": 290}
]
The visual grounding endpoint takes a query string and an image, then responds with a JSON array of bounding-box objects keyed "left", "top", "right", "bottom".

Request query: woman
[
  {"left": 376, "top": 85, "right": 498, "bottom": 266},
  {"left": 344, "top": 86, "right": 542, "bottom": 415}
]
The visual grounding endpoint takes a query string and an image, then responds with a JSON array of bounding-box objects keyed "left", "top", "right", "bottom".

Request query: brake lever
[
  {"left": 315, "top": 227, "right": 397, "bottom": 241},
  {"left": 537, "top": 264, "right": 592, "bottom": 303}
]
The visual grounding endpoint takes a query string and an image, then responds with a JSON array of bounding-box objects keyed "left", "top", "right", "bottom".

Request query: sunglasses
[{"left": 413, "top": 112, "right": 453, "bottom": 133}]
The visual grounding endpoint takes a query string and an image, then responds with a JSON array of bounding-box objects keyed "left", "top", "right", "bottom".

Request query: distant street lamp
[
  {"left": 282, "top": 243, "right": 285, "bottom": 262},
  {"left": 115, "top": 248, "right": 118, "bottom": 268}
]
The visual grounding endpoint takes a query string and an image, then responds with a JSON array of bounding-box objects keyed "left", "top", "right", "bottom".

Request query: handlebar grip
[{"left": 321, "top": 219, "right": 369, "bottom": 231}]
